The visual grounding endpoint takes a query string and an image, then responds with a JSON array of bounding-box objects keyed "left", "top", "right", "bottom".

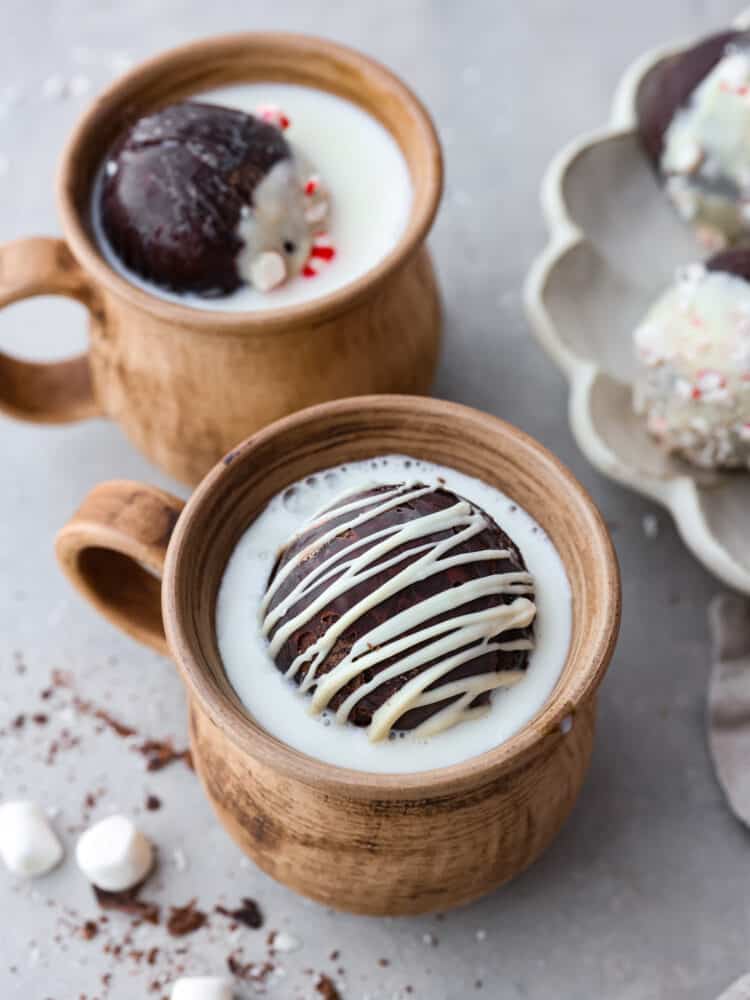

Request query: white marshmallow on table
[
  {"left": 75, "top": 814, "right": 153, "bottom": 891},
  {"left": 171, "top": 977, "right": 234, "bottom": 1000},
  {"left": 270, "top": 929, "right": 301, "bottom": 952},
  {"left": 0, "top": 801, "right": 64, "bottom": 877}
]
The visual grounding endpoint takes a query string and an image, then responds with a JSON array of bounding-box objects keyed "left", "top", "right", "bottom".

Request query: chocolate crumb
[
  {"left": 94, "top": 885, "right": 160, "bottom": 925},
  {"left": 145, "top": 795, "right": 162, "bottom": 812},
  {"left": 11, "top": 714, "right": 25, "bottom": 729},
  {"left": 31, "top": 713, "right": 48, "bottom": 725},
  {"left": 329, "top": 950, "right": 340, "bottom": 961},
  {"left": 316, "top": 973, "right": 342, "bottom": 1000},
  {"left": 215, "top": 897, "right": 263, "bottom": 929},
  {"left": 80, "top": 920, "right": 98, "bottom": 940},
  {"left": 73, "top": 697, "right": 137, "bottom": 739},
  {"left": 137, "top": 740, "right": 194, "bottom": 773},
  {"left": 378, "top": 958, "right": 390, "bottom": 967},
  {"left": 226, "top": 953, "right": 274, "bottom": 983},
  {"left": 166, "top": 899, "right": 207, "bottom": 937}
]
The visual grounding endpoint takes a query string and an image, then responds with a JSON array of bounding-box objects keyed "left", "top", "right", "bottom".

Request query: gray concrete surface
[{"left": 1, "top": 2, "right": 748, "bottom": 998}]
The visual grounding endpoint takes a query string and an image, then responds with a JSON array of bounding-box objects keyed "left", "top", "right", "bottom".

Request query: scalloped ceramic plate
[{"left": 524, "top": 11, "right": 750, "bottom": 593}]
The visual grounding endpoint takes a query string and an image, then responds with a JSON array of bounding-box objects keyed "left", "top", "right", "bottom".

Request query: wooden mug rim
[
  {"left": 56, "top": 32, "right": 443, "bottom": 333},
  {"left": 162, "top": 395, "right": 621, "bottom": 800}
]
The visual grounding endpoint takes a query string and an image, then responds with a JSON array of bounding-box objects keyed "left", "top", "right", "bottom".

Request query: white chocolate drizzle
[{"left": 260, "top": 484, "right": 536, "bottom": 742}]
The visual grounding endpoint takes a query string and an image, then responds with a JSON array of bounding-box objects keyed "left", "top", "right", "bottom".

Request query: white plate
[{"left": 524, "top": 11, "right": 750, "bottom": 593}]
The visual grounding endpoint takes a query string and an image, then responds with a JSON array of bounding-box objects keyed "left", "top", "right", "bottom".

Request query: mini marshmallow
[
  {"left": 249, "top": 251, "right": 286, "bottom": 292},
  {"left": 0, "top": 801, "right": 64, "bottom": 877},
  {"left": 171, "top": 977, "right": 233, "bottom": 1000},
  {"left": 271, "top": 929, "right": 301, "bottom": 952},
  {"left": 76, "top": 815, "right": 153, "bottom": 892}
]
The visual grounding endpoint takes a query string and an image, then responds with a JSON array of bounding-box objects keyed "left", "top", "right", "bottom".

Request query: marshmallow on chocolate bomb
[
  {"left": 100, "top": 100, "right": 330, "bottom": 296},
  {"left": 76, "top": 815, "right": 154, "bottom": 892},
  {"left": 261, "top": 483, "right": 537, "bottom": 741},
  {"left": 637, "top": 29, "right": 750, "bottom": 244},
  {"left": 633, "top": 249, "right": 750, "bottom": 469},
  {"left": 0, "top": 801, "right": 64, "bottom": 878},
  {"left": 171, "top": 977, "right": 233, "bottom": 1000}
]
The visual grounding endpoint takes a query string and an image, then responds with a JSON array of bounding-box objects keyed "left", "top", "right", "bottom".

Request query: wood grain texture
[
  {"left": 55, "top": 480, "right": 185, "bottom": 655},
  {"left": 0, "top": 33, "right": 442, "bottom": 482},
  {"left": 56, "top": 395, "right": 620, "bottom": 914},
  {"left": 0, "top": 237, "right": 102, "bottom": 423}
]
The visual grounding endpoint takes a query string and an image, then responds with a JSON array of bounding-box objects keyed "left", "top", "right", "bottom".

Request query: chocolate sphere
[
  {"left": 260, "top": 483, "right": 536, "bottom": 740},
  {"left": 706, "top": 246, "right": 750, "bottom": 283},
  {"left": 637, "top": 30, "right": 739, "bottom": 164},
  {"left": 633, "top": 253, "right": 750, "bottom": 469},
  {"left": 99, "top": 101, "right": 292, "bottom": 295},
  {"left": 637, "top": 30, "right": 750, "bottom": 243}
]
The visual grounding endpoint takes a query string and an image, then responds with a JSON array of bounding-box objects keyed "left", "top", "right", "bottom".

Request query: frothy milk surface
[
  {"left": 216, "top": 456, "right": 573, "bottom": 774},
  {"left": 91, "top": 83, "right": 413, "bottom": 311}
]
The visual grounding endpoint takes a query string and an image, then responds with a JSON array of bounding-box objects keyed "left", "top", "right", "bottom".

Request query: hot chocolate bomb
[
  {"left": 637, "top": 29, "right": 750, "bottom": 244},
  {"left": 633, "top": 249, "right": 750, "bottom": 469},
  {"left": 100, "top": 100, "right": 330, "bottom": 296},
  {"left": 260, "top": 483, "right": 537, "bottom": 742}
]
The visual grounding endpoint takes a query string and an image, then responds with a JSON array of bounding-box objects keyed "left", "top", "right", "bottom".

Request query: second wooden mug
[
  {"left": 55, "top": 396, "right": 620, "bottom": 915},
  {"left": 0, "top": 33, "right": 442, "bottom": 484}
]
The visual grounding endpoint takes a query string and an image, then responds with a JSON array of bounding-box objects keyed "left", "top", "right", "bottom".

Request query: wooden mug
[
  {"left": 0, "top": 34, "right": 443, "bottom": 485},
  {"left": 55, "top": 396, "right": 620, "bottom": 916}
]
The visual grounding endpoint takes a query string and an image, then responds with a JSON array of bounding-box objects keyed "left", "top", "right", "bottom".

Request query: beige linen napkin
[{"left": 708, "top": 593, "right": 750, "bottom": 827}]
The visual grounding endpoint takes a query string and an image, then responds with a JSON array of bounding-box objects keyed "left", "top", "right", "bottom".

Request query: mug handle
[
  {"left": 55, "top": 481, "right": 186, "bottom": 655},
  {"left": 0, "top": 236, "right": 103, "bottom": 422}
]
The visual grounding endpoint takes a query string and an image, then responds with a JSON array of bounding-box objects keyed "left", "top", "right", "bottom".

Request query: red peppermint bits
[
  {"left": 255, "top": 104, "right": 291, "bottom": 131},
  {"left": 303, "top": 234, "right": 336, "bottom": 278}
]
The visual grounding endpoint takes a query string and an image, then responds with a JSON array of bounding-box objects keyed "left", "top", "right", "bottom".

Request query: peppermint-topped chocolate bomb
[
  {"left": 217, "top": 457, "right": 572, "bottom": 774},
  {"left": 633, "top": 251, "right": 750, "bottom": 469},
  {"left": 100, "top": 100, "right": 330, "bottom": 296},
  {"left": 637, "top": 30, "right": 750, "bottom": 245},
  {"left": 260, "top": 483, "right": 536, "bottom": 742},
  {"left": 92, "top": 83, "right": 413, "bottom": 311}
]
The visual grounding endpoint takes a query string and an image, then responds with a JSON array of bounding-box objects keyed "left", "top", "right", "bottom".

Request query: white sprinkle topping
[
  {"left": 69, "top": 74, "right": 91, "bottom": 98},
  {"left": 642, "top": 514, "right": 659, "bottom": 540},
  {"left": 41, "top": 75, "right": 66, "bottom": 100}
]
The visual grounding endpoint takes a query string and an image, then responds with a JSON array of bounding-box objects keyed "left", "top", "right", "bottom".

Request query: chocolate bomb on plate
[
  {"left": 633, "top": 248, "right": 750, "bottom": 469},
  {"left": 637, "top": 29, "right": 750, "bottom": 245},
  {"left": 99, "top": 100, "right": 329, "bottom": 296},
  {"left": 259, "top": 483, "right": 537, "bottom": 742}
]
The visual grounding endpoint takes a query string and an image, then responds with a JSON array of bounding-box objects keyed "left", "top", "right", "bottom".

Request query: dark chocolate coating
[
  {"left": 706, "top": 246, "right": 750, "bottom": 282},
  {"left": 637, "top": 30, "right": 742, "bottom": 166},
  {"left": 264, "top": 485, "right": 534, "bottom": 732},
  {"left": 99, "top": 101, "right": 291, "bottom": 295}
]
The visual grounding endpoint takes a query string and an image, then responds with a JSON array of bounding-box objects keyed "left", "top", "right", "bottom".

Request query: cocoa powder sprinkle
[
  {"left": 166, "top": 899, "right": 207, "bottom": 937},
  {"left": 215, "top": 897, "right": 263, "bottom": 929}
]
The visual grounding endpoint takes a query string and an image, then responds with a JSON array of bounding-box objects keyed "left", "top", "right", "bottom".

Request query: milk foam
[
  {"left": 91, "top": 83, "right": 413, "bottom": 311},
  {"left": 216, "top": 457, "right": 572, "bottom": 774}
]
